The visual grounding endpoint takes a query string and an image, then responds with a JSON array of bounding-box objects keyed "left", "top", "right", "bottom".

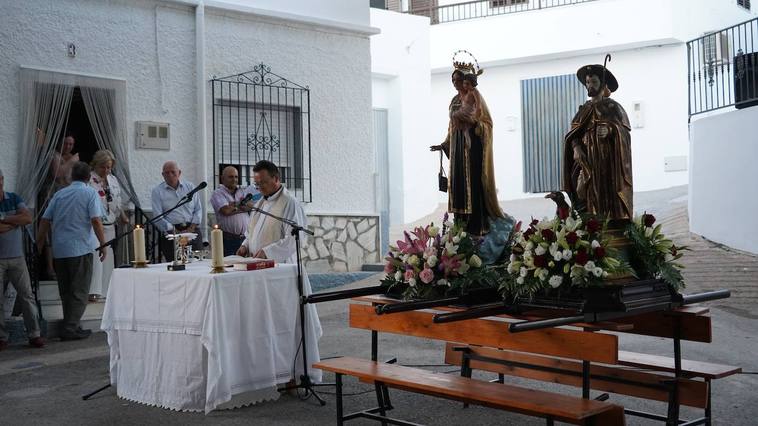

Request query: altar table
[{"left": 101, "top": 260, "right": 322, "bottom": 413}]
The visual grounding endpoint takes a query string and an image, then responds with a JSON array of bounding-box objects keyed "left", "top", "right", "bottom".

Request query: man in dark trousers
[{"left": 37, "top": 162, "right": 106, "bottom": 340}]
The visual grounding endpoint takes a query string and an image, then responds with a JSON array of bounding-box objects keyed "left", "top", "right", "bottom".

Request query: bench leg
[
  {"left": 705, "top": 379, "right": 712, "bottom": 426},
  {"left": 546, "top": 418, "right": 554, "bottom": 426},
  {"left": 375, "top": 381, "right": 389, "bottom": 425},
  {"left": 666, "top": 322, "right": 683, "bottom": 426},
  {"left": 336, "top": 373, "right": 344, "bottom": 426},
  {"left": 582, "top": 361, "right": 591, "bottom": 399}
]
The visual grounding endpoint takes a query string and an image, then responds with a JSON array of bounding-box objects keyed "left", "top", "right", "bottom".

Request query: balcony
[{"left": 687, "top": 16, "right": 758, "bottom": 117}]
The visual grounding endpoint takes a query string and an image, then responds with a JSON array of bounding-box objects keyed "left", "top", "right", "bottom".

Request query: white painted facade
[
  {"left": 371, "top": 0, "right": 754, "bottom": 224},
  {"left": 690, "top": 108, "right": 758, "bottom": 255},
  {"left": 0, "top": 0, "right": 378, "bottom": 219},
  {"left": 370, "top": 9, "right": 434, "bottom": 225}
]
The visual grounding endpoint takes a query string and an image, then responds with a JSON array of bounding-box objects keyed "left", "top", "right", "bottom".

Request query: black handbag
[{"left": 438, "top": 151, "right": 448, "bottom": 193}]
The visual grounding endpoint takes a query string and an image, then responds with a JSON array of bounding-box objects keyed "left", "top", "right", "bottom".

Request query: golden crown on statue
[{"left": 452, "top": 50, "right": 483, "bottom": 76}]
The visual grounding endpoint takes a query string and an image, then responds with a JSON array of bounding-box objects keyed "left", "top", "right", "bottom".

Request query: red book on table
[{"left": 232, "top": 259, "right": 276, "bottom": 271}]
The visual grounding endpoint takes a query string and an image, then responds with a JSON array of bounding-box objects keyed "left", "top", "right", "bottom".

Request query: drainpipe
[{"left": 195, "top": 1, "right": 209, "bottom": 238}]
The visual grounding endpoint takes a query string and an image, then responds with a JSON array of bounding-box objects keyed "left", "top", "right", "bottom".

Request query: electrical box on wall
[
  {"left": 136, "top": 121, "right": 170, "bottom": 150},
  {"left": 632, "top": 101, "right": 644, "bottom": 128},
  {"left": 664, "top": 156, "right": 688, "bottom": 172}
]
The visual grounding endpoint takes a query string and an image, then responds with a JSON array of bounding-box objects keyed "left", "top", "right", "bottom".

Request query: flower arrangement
[
  {"left": 500, "top": 213, "right": 627, "bottom": 301},
  {"left": 381, "top": 214, "right": 496, "bottom": 300},
  {"left": 625, "top": 213, "right": 687, "bottom": 290}
]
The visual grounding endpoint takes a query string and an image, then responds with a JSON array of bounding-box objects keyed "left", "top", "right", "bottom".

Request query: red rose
[
  {"left": 643, "top": 213, "right": 656, "bottom": 227},
  {"left": 530, "top": 218, "right": 539, "bottom": 227},
  {"left": 541, "top": 229, "right": 556, "bottom": 242},
  {"left": 523, "top": 228, "right": 535, "bottom": 240},
  {"left": 566, "top": 231, "right": 579, "bottom": 245},
  {"left": 670, "top": 245, "right": 678, "bottom": 257},
  {"left": 98, "top": 190, "right": 106, "bottom": 197},
  {"left": 533, "top": 255, "right": 547, "bottom": 268},
  {"left": 594, "top": 246, "right": 606, "bottom": 259},
  {"left": 586, "top": 218, "right": 600, "bottom": 233},
  {"left": 575, "top": 249, "right": 589, "bottom": 265}
]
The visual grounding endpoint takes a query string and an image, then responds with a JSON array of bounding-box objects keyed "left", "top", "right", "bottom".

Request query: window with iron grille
[
  {"left": 738, "top": 0, "right": 750, "bottom": 11},
  {"left": 211, "top": 64, "right": 311, "bottom": 202}
]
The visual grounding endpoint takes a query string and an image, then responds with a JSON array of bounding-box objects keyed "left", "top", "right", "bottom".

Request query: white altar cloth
[{"left": 101, "top": 260, "right": 322, "bottom": 413}]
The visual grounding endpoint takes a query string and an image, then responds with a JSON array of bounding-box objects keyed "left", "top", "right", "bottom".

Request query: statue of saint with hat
[{"left": 562, "top": 57, "right": 633, "bottom": 224}]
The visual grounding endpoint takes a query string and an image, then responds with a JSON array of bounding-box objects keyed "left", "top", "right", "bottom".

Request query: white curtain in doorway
[
  {"left": 16, "top": 67, "right": 140, "bottom": 219},
  {"left": 80, "top": 84, "right": 140, "bottom": 210},
  {"left": 17, "top": 68, "right": 76, "bottom": 218}
]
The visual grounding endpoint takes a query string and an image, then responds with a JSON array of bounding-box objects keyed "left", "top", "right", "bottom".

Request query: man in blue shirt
[
  {"left": 0, "top": 169, "right": 44, "bottom": 350},
  {"left": 37, "top": 162, "right": 106, "bottom": 341},
  {"left": 151, "top": 161, "right": 203, "bottom": 262}
]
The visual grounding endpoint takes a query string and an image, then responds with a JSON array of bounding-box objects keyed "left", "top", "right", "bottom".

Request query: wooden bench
[
  {"left": 441, "top": 306, "right": 740, "bottom": 426},
  {"left": 315, "top": 356, "right": 626, "bottom": 425},
  {"left": 338, "top": 297, "right": 740, "bottom": 425}
]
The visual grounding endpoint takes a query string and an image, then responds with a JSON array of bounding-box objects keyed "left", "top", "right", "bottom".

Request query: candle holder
[{"left": 131, "top": 260, "right": 149, "bottom": 268}]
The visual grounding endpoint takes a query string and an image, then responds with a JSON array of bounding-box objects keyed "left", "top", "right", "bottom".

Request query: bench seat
[{"left": 315, "top": 356, "right": 626, "bottom": 426}]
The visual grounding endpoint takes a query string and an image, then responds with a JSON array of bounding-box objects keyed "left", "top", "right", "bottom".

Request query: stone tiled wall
[{"left": 305, "top": 214, "right": 381, "bottom": 272}]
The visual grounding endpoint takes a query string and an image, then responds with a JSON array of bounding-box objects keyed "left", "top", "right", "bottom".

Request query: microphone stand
[
  {"left": 247, "top": 204, "right": 331, "bottom": 406},
  {"left": 82, "top": 193, "right": 200, "bottom": 401}
]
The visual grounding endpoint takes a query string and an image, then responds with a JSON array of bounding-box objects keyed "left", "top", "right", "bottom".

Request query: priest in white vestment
[{"left": 236, "top": 160, "right": 322, "bottom": 384}]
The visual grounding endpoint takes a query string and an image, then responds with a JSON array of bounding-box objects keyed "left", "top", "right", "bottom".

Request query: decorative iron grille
[
  {"left": 211, "top": 64, "right": 312, "bottom": 202},
  {"left": 687, "top": 17, "right": 758, "bottom": 117}
]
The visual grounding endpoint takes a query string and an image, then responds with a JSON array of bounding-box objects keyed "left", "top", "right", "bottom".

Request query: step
[{"left": 38, "top": 280, "right": 60, "bottom": 302}]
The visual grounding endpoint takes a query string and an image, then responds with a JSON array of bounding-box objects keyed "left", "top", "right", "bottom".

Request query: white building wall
[
  {"left": 0, "top": 0, "right": 197, "bottom": 198},
  {"left": 204, "top": 10, "right": 375, "bottom": 215},
  {"left": 0, "top": 0, "right": 375, "bottom": 217},
  {"left": 690, "top": 107, "right": 758, "bottom": 254},
  {"left": 370, "top": 9, "right": 434, "bottom": 224},
  {"left": 218, "top": 0, "right": 370, "bottom": 27}
]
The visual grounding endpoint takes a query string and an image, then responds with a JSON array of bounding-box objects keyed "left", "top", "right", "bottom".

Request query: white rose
[
  {"left": 460, "top": 232, "right": 467, "bottom": 238},
  {"left": 535, "top": 245, "right": 547, "bottom": 256},
  {"left": 394, "top": 271, "right": 402, "bottom": 281},
  {"left": 584, "top": 261, "right": 596, "bottom": 271},
  {"left": 593, "top": 267, "right": 603, "bottom": 277},
  {"left": 408, "top": 278, "right": 417, "bottom": 287},
  {"left": 548, "top": 275, "right": 563, "bottom": 288},
  {"left": 553, "top": 251, "right": 563, "bottom": 262},
  {"left": 453, "top": 236, "right": 461, "bottom": 244},
  {"left": 469, "top": 254, "right": 482, "bottom": 268},
  {"left": 516, "top": 276, "right": 524, "bottom": 285},
  {"left": 427, "top": 255, "right": 438, "bottom": 267},
  {"left": 562, "top": 250, "right": 573, "bottom": 261},
  {"left": 591, "top": 240, "right": 600, "bottom": 249},
  {"left": 519, "top": 267, "right": 528, "bottom": 278},
  {"left": 506, "top": 262, "right": 515, "bottom": 274}
]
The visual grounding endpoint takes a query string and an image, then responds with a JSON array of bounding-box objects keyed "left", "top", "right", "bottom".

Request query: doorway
[{"left": 65, "top": 87, "right": 99, "bottom": 165}]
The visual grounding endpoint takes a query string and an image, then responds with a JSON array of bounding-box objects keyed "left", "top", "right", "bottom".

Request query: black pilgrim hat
[{"left": 576, "top": 64, "right": 619, "bottom": 92}]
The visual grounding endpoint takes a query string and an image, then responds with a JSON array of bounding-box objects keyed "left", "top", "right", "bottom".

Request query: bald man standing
[
  {"left": 150, "top": 161, "right": 203, "bottom": 262},
  {"left": 210, "top": 166, "right": 261, "bottom": 256}
]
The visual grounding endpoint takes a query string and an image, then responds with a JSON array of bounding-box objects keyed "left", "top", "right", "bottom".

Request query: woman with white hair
[{"left": 88, "top": 150, "right": 128, "bottom": 302}]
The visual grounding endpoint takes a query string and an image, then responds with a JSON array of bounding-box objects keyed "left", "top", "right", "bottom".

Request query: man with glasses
[{"left": 236, "top": 161, "right": 306, "bottom": 264}]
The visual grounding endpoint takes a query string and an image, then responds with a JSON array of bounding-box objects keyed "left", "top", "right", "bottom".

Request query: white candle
[
  {"left": 211, "top": 225, "right": 224, "bottom": 268},
  {"left": 134, "top": 225, "right": 146, "bottom": 263}
]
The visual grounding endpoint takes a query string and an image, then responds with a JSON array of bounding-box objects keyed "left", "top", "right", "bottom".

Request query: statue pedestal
[{"left": 605, "top": 220, "right": 636, "bottom": 282}]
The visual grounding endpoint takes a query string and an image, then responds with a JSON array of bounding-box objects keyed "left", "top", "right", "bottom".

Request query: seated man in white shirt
[{"left": 236, "top": 160, "right": 306, "bottom": 263}]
